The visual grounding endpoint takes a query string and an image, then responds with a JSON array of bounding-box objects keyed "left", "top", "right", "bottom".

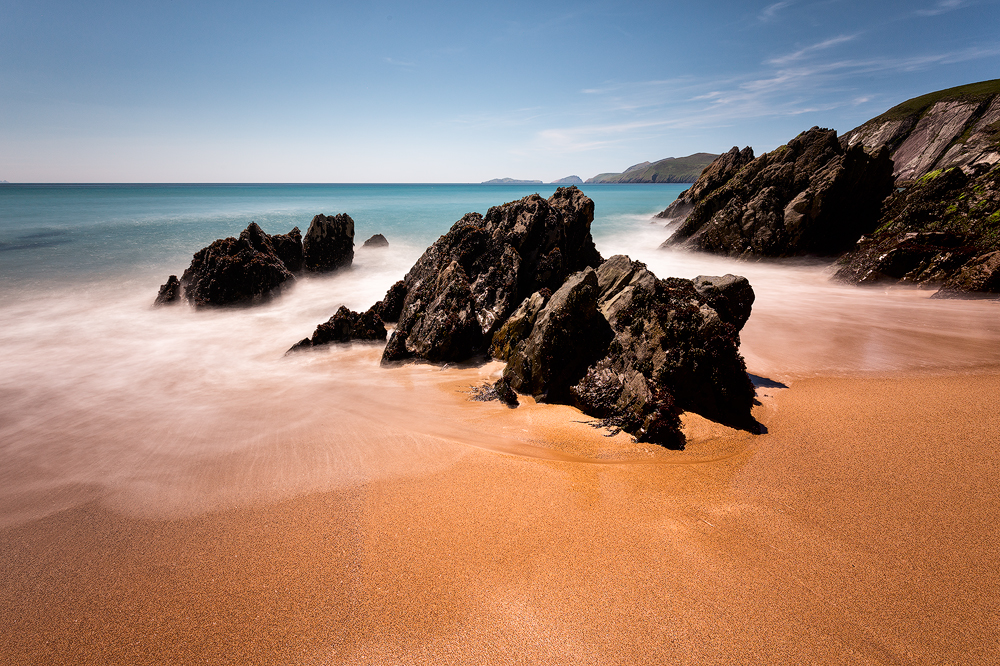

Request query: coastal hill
[
  {"left": 586, "top": 153, "right": 719, "bottom": 184},
  {"left": 840, "top": 79, "right": 1000, "bottom": 183},
  {"left": 551, "top": 175, "right": 583, "bottom": 184},
  {"left": 657, "top": 79, "right": 1000, "bottom": 297}
]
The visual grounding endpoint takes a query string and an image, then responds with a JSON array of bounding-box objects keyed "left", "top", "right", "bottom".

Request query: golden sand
[{"left": 2, "top": 371, "right": 999, "bottom": 664}]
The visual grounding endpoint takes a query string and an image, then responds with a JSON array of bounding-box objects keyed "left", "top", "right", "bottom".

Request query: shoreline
[{"left": 2, "top": 368, "right": 998, "bottom": 664}]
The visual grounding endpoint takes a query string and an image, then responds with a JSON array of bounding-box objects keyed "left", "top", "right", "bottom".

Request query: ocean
[{"left": 2, "top": 183, "right": 999, "bottom": 526}]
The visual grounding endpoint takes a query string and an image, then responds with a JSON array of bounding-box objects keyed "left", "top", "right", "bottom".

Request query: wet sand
[{"left": 2, "top": 368, "right": 999, "bottom": 665}]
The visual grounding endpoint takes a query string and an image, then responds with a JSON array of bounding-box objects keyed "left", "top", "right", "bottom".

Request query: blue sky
[{"left": 1, "top": 0, "right": 998, "bottom": 182}]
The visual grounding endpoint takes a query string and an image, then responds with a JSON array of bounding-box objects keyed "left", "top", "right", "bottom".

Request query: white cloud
[
  {"left": 916, "top": 0, "right": 967, "bottom": 16},
  {"left": 384, "top": 57, "right": 416, "bottom": 67},
  {"left": 759, "top": 1, "right": 794, "bottom": 22},
  {"left": 767, "top": 35, "right": 858, "bottom": 66}
]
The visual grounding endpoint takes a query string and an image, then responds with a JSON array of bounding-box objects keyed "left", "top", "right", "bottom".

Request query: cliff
[
  {"left": 586, "top": 154, "right": 719, "bottom": 184},
  {"left": 840, "top": 79, "right": 1000, "bottom": 183}
]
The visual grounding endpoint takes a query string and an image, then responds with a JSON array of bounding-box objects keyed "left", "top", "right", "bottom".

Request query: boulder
[
  {"left": 501, "top": 256, "right": 758, "bottom": 448},
  {"left": 303, "top": 213, "right": 355, "bottom": 272},
  {"left": 176, "top": 222, "right": 297, "bottom": 307},
  {"left": 662, "top": 127, "right": 895, "bottom": 257},
  {"left": 154, "top": 275, "right": 181, "bottom": 306},
  {"left": 287, "top": 305, "right": 387, "bottom": 353},
  {"left": 379, "top": 186, "right": 602, "bottom": 364},
  {"left": 270, "top": 226, "right": 304, "bottom": 272},
  {"left": 502, "top": 268, "right": 614, "bottom": 404},
  {"left": 362, "top": 233, "right": 389, "bottom": 248}
]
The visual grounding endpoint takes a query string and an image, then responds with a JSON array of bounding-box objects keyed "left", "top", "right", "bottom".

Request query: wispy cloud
[
  {"left": 767, "top": 34, "right": 858, "bottom": 66},
  {"left": 384, "top": 57, "right": 416, "bottom": 68},
  {"left": 759, "top": 1, "right": 794, "bottom": 22},
  {"left": 916, "top": 0, "right": 967, "bottom": 16}
]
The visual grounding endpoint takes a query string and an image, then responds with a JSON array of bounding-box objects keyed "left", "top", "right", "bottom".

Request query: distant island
[
  {"left": 586, "top": 153, "right": 719, "bottom": 184},
  {"left": 551, "top": 175, "right": 583, "bottom": 184},
  {"left": 482, "top": 178, "right": 544, "bottom": 184}
]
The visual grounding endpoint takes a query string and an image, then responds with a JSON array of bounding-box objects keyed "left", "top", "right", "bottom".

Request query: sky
[{"left": 1, "top": 0, "right": 998, "bottom": 183}]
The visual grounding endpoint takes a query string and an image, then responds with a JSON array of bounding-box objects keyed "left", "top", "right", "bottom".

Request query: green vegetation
[
  {"left": 587, "top": 153, "right": 719, "bottom": 184},
  {"left": 873, "top": 79, "right": 1000, "bottom": 123}
]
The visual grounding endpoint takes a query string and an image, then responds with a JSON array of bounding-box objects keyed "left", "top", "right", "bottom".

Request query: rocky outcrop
[
  {"left": 303, "top": 213, "right": 355, "bottom": 272},
  {"left": 171, "top": 222, "right": 298, "bottom": 308},
  {"left": 501, "top": 255, "right": 758, "bottom": 448},
  {"left": 155, "top": 213, "right": 355, "bottom": 307},
  {"left": 840, "top": 79, "right": 1000, "bottom": 183},
  {"left": 287, "top": 305, "right": 386, "bottom": 352},
  {"left": 379, "top": 186, "right": 602, "bottom": 364},
  {"left": 362, "top": 233, "right": 389, "bottom": 248},
  {"left": 835, "top": 163, "right": 1000, "bottom": 296},
  {"left": 661, "top": 127, "right": 895, "bottom": 258},
  {"left": 655, "top": 147, "right": 755, "bottom": 223},
  {"left": 154, "top": 275, "right": 181, "bottom": 306}
]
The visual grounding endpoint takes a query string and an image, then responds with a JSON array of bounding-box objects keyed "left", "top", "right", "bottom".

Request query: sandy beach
[{"left": 2, "top": 361, "right": 998, "bottom": 665}]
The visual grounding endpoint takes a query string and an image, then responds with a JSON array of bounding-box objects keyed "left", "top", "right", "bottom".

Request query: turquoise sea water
[
  {"left": 2, "top": 182, "right": 999, "bottom": 526},
  {"left": 0, "top": 183, "right": 684, "bottom": 286}
]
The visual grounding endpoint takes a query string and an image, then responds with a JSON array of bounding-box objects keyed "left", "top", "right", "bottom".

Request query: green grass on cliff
[{"left": 873, "top": 79, "right": 1000, "bottom": 123}]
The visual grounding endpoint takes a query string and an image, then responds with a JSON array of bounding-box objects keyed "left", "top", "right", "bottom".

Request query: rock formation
[
  {"left": 287, "top": 305, "right": 386, "bottom": 352},
  {"left": 660, "top": 127, "right": 895, "bottom": 258},
  {"left": 379, "top": 186, "right": 602, "bottom": 364},
  {"left": 835, "top": 163, "right": 1000, "bottom": 296},
  {"left": 164, "top": 222, "right": 298, "bottom": 308},
  {"left": 362, "top": 233, "right": 389, "bottom": 248},
  {"left": 501, "top": 256, "right": 758, "bottom": 448},
  {"left": 840, "top": 79, "right": 1000, "bottom": 183},
  {"left": 303, "top": 213, "right": 355, "bottom": 272},
  {"left": 155, "top": 214, "right": 355, "bottom": 307}
]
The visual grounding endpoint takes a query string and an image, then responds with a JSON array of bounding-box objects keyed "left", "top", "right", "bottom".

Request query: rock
[
  {"left": 502, "top": 268, "right": 614, "bottom": 404},
  {"left": 655, "top": 147, "right": 755, "bottom": 223},
  {"left": 176, "top": 222, "right": 297, "bottom": 307},
  {"left": 362, "top": 234, "right": 389, "bottom": 248},
  {"left": 303, "top": 213, "right": 354, "bottom": 272},
  {"left": 692, "top": 274, "right": 755, "bottom": 329},
  {"left": 493, "top": 377, "right": 519, "bottom": 407},
  {"left": 270, "top": 226, "right": 304, "bottom": 273},
  {"left": 153, "top": 275, "right": 181, "bottom": 306},
  {"left": 488, "top": 288, "right": 551, "bottom": 362},
  {"left": 379, "top": 186, "right": 602, "bottom": 365},
  {"left": 662, "top": 128, "right": 895, "bottom": 257},
  {"left": 288, "top": 305, "right": 387, "bottom": 352},
  {"left": 841, "top": 80, "right": 1000, "bottom": 183},
  {"left": 373, "top": 280, "right": 407, "bottom": 323},
  {"left": 500, "top": 255, "right": 758, "bottom": 448},
  {"left": 835, "top": 164, "right": 1000, "bottom": 295}
]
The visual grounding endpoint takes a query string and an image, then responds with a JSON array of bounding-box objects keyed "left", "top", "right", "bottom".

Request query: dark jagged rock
[
  {"left": 493, "top": 377, "right": 519, "bottom": 407},
  {"left": 692, "top": 274, "right": 755, "bottom": 330},
  {"left": 175, "top": 222, "right": 297, "bottom": 308},
  {"left": 303, "top": 213, "right": 355, "bottom": 272},
  {"left": 502, "top": 268, "right": 614, "bottom": 404},
  {"left": 488, "top": 288, "right": 551, "bottom": 362},
  {"left": 379, "top": 186, "right": 602, "bottom": 365},
  {"left": 662, "top": 127, "right": 895, "bottom": 258},
  {"left": 655, "top": 147, "right": 755, "bottom": 223},
  {"left": 362, "top": 233, "right": 389, "bottom": 248},
  {"left": 501, "top": 255, "right": 758, "bottom": 448},
  {"left": 835, "top": 164, "right": 1000, "bottom": 296},
  {"left": 287, "top": 305, "right": 387, "bottom": 353},
  {"left": 154, "top": 275, "right": 181, "bottom": 306},
  {"left": 373, "top": 280, "right": 407, "bottom": 323},
  {"left": 271, "top": 227, "right": 304, "bottom": 272}
]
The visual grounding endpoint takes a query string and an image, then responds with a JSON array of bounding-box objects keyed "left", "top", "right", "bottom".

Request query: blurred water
[{"left": 1, "top": 182, "right": 998, "bottom": 526}]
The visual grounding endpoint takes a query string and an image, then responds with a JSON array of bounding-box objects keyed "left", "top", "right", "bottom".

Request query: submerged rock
[
  {"left": 287, "top": 305, "right": 386, "bottom": 353},
  {"left": 303, "top": 213, "right": 355, "bottom": 272},
  {"left": 379, "top": 186, "right": 602, "bottom": 364},
  {"left": 153, "top": 275, "right": 181, "bottom": 306},
  {"left": 362, "top": 233, "right": 389, "bottom": 248}
]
